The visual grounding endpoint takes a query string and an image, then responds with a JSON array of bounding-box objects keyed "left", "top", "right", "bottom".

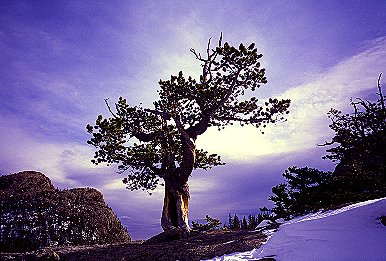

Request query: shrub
[{"left": 191, "top": 215, "right": 222, "bottom": 232}]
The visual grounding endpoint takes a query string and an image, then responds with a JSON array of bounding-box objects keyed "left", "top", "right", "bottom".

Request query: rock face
[{"left": 0, "top": 171, "right": 131, "bottom": 253}]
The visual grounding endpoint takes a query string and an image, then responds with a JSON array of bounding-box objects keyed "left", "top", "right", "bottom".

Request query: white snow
[
  {"left": 206, "top": 197, "right": 386, "bottom": 261},
  {"left": 255, "top": 220, "right": 271, "bottom": 229}
]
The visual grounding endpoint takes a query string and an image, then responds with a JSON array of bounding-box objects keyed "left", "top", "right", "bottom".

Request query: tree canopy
[
  {"left": 269, "top": 166, "right": 333, "bottom": 219},
  {"left": 320, "top": 74, "right": 386, "bottom": 196},
  {"left": 87, "top": 36, "right": 291, "bottom": 193},
  {"left": 323, "top": 74, "right": 385, "bottom": 160}
]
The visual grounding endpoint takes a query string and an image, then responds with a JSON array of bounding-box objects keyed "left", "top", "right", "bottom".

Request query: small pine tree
[
  {"left": 269, "top": 166, "right": 333, "bottom": 218},
  {"left": 242, "top": 216, "right": 248, "bottom": 230},
  {"left": 247, "top": 215, "right": 258, "bottom": 229},
  {"left": 228, "top": 213, "right": 234, "bottom": 229},
  {"left": 233, "top": 214, "right": 240, "bottom": 230}
]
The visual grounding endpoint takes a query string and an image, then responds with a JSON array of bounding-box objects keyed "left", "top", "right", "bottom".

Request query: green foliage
[
  {"left": 191, "top": 215, "right": 222, "bottom": 232},
  {"left": 269, "top": 183, "right": 291, "bottom": 219},
  {"left": 233, "top": 214, "right": 240, "bottom": 229},
  {"left": 87, "top": 36, "right": 290, "bottom": 192},
  {"left": 269, "top": 166, "right": 333, "bottom": 219},
  {"left": 242, "top": 216, "right": 248, "bottom": 229},
  {"left": 155, "top": 43, "right": 290, "bottom": 131},
  {"left": 322, "top": 74, "right": 386, "bottom": 195}
]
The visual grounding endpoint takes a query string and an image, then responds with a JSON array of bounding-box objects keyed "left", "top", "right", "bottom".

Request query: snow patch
[{"left": 206, "top": 197, "right": 386, "bottom": 261}]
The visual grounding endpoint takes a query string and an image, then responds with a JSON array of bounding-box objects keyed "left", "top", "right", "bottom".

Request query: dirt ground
[{"left": 1, "top": 229, "right": 275, "bottom": 261}]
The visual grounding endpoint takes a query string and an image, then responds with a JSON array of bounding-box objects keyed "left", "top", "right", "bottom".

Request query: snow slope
[{"left": 207, "top": 197, "right": 386, "bottom": 261}]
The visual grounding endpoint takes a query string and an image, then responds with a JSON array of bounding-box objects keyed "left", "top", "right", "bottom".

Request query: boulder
[{"left": 0, "top": 171, "right": 131, "bottom": 253}]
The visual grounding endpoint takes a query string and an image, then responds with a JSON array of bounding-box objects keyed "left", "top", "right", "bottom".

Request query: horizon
[{"left": 1, "top": 0, "right": 386, "bottom": 239}]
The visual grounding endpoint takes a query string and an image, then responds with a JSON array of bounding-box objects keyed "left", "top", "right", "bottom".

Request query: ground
[{"left": 1, "top": 229, "right": 270, "bottom": 261}]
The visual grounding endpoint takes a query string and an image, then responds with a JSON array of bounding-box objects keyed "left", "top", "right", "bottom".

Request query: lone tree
[{"left": 87, "top": 36, "right": 290, "bottom": 237}]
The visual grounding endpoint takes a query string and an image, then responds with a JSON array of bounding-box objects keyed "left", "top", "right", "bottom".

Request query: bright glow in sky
[{"left": 1, "top": 0, "right": 385, "bottom": 239}]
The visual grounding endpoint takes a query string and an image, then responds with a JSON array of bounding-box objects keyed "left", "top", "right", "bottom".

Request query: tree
[
  {"left": 228, "top": 213, "right": 234, "bottom": 229},
  {"left": 321, "top": 73, "right": 386, "bottom": 197},
  {"left": 269, "top": 166, "right": 333, "bottom": 219},
  {"left": 86, "top": 35, "right": 290, "bottom": 237},
  {"left": 242, "top": 216, "right": 248, "bottom": 230},
  {"left": 233, "top": 214, "right": 240, "bottom": 230}
]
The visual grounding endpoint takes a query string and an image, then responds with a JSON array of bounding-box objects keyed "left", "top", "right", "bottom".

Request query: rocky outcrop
[
  {"left": 0, "top": 171, "right": 131, "bottom": 253},
  {"left": 0, "top": 171, "right": 55, "bottom": 198}
]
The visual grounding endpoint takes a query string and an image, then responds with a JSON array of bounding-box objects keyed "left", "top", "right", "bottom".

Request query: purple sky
[{"left": 1, "top": 0, "right": 385, "bottom": 239}]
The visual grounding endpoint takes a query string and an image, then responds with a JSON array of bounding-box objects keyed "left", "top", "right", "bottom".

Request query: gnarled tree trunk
[
  {"left": 160, "top": 130, "right": 195, "bottom": 237},
  {"left": 161, "top": 180, "right": 190, "bottom": 237}
]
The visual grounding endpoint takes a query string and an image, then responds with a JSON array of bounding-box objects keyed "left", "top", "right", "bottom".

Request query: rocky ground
[{"left": 1, "top": 229, "right": 274, "bottom": 261}]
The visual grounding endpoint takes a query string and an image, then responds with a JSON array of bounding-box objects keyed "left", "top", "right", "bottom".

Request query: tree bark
[
  {"left": 160, "top": 136, "right": 195, "bottom": 237},
  {"left": 161, "top": 179, "right": 190, "bottom": 237}
]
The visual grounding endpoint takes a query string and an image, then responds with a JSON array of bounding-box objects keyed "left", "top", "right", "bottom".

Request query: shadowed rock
[{"left": 0, "top": 171, "right": 131, "bottom": 253}]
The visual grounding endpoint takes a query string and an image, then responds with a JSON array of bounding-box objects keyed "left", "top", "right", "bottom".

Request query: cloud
[
  {"left": 196, "top": 36, "right": 386, "bottom": 161},
  {"left": 0, "top": 119, "right": 105, "bottom": 187}
]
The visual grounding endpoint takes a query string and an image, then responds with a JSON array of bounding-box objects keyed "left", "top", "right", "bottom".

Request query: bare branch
[
  {"left": 218, "top": 32, "right": 223, "bottom": 47},
  {"left": 353, "top": 98, "right": 370, "bottom": 111},
  {"left": 190, "top": 48, "right": 204, "bottom": 61},
  {"left": 351, "top": 98, "right": 367, "bottom": 137},
  {"left": 318, "top": 140, "right": 335, "bottom": 147},
  {"left": 202, "top": 37, "right": 212, "bottom": 84},
  {"left": 192, "top": 34, "right": 223, "bottom": 85},
  {"left": 206, "top": 37, "right": 212, "bottom": 57},
  {"left": 104, "top": 98, "right": 118, "bottom": 118},
  {"left": 378, "top": 73, "right": 385, "bottom": 111}
]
